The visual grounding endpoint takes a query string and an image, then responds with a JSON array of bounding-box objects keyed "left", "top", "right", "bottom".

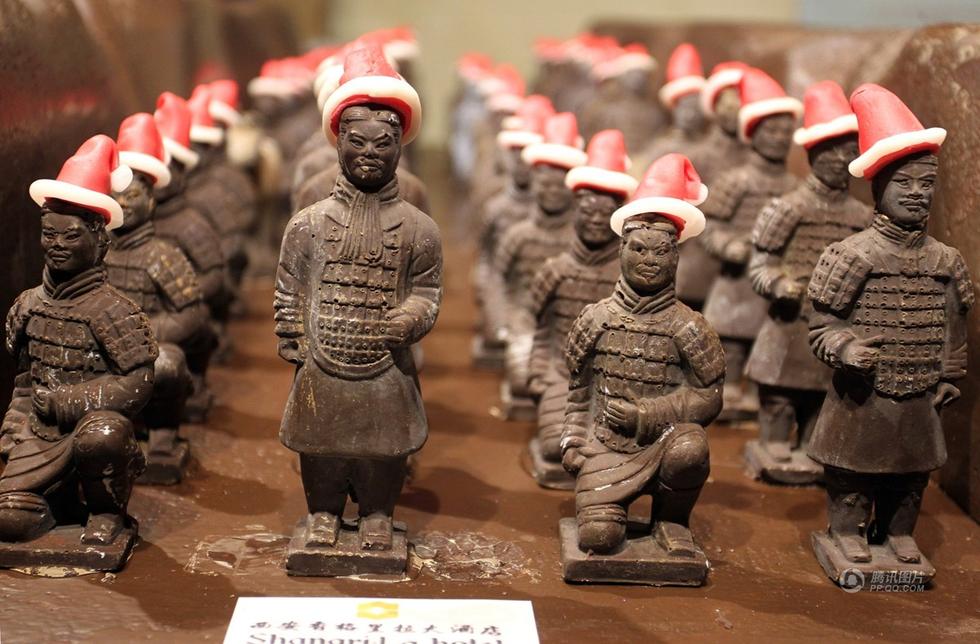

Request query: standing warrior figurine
[
  {"left": 743, "top": 82, "right": 873, "bottom": 484},
  {"left": 491, "top": 112, "right": 586, "bottom": 420},
  {"left": 526, "top": 129, "right": 636, "bottom": 489},
  {"left": 106, "top": 114, "right": 212, "bottom": 484},
  {"left": 700, "top": 68, "right": 802, "bottom": 419},
  {"left": 807, "top": 85, "right": 971, "bottom": 586},
  {"left": 560, "top": 154, "right": 724, "bottom": 586},
  {"left": 0, "top": 136, "right": 157, "bottom": 571},
  {"left": 274, "top": 44, "right": 441, "bottom": 577}
]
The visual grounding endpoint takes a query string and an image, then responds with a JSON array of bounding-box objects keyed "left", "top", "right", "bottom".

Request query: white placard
[{"left": 223, "top": 597, "right": 539, "bottom": 644}]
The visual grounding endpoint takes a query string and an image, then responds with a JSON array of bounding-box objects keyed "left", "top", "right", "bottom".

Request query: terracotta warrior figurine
[
  {"left": 700, "top": 68, "right": 802, "bottom": 420},
  {"left": 473, "top": 95, "right": 554, "bottom": 368},
  {"left": 0, "top": 136, "right": 156, "bottom": 571},
  {"left": 674, "top": 61, "right": 749, "bottom": 311},
  {"left": 807, "top": 85, "right": 971, "bottom": 586},
  {"left": 106, "top": 114, "right": 212, "bottom": 485},
  {"left": 152, "top": 93, "right": 226, "bottom": 422},
  {"left": 275, "top": 45, "right": 441, "bottom": 577},
  {"left": 526, "top": 130, "right": 636, "bottom": 489},
  {"left": 743, "top": 82, "right": 873, "bottom": 485},
  {"left": 489, "top": 112, "right": 586, "bottom": 420},
  {"left": 559, "top": 154, "right": 723, "bottom": 585}
]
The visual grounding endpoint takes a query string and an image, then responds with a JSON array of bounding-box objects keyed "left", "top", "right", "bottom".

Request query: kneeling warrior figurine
[
  {"left": 807, "top": 85, "right": 971, "bottom": 586},
  {"left": 560, "top": 154, "right": 724, "bottom": 586},
  {"left": 0, "top": 136, "right": 157, "bottom": 571},
  {"left": 743, "top": 81, "right": 872, "bottom": 484},
  {"left": 275, "top": 44, "right": 441, "bottom": 577},
  {"left": 526, "top": 129, "right": 636, "bottom": 489},
  {"left": 107, "top": 114, "right": 212, "bottom": 484}
]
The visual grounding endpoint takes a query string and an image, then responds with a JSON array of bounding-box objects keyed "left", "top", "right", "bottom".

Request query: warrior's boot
[
  {"left": 825, "top": 468, "right": 873, "bottom": 562},
  {"left": 359, "top": 512, "right": 393, "bottom": 551},
  {"left": 576, "top": 503, "right": 627, "bottom": 554},
  {"left": 758, "top": 385, "right": 795, "bottom": 462},
  {"left": 875, "top": 473, "right": 928, "bottom": 563},
  {"left": 305, "top": 512, "right": 341, "bottom": 548}
]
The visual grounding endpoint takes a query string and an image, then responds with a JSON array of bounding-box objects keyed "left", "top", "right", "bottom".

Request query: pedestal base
[
  {"left": 0, "top": 523, "right": 138, "bottom": 576},
  {"left": 559, "top": 518, "right": 709, "bottom": 586},
  {"left": 810, "top": 531, "right": 936, "bottom": 590},
  {"left": 471, "top": 336, "right": 505, "bottom": 370},
  {"left": 499, "top": 381, "right": 537, "bottom": 422},
  {"left": 744, "top": 440, "right": 823, "bottom": 485},
  {"left": 529, "top": 438, "right": 574, "bottom": 490},
  {"left": 138, "top": 440, "right": 190, "bottom": 486},
  {"left": 285, "top": 519, "right": 408, "bottom": 578},
  {"left": 719, "top": 383, "right": 758, "bottom": 422}
]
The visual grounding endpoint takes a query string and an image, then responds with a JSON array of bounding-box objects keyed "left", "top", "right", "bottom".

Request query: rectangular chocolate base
[
  {"left": 529, "top": 438, "right": 574, "bottom": 490},
  {"left": 744, "top": 440, "right": 824, "bottom": 486},
  {"left": 137, "top": 440, "right": 190, "bottom": 486},
  {"left": 560, "top": 518, "right": 709, "bottom": 586},
  {"left": 0, "top": 524, "right": 137, "bottom": 576},
  {"left": 499, "top": 381, "right": 537, "bottom": 422},
  {"left": 285, "top": 519, "right": 408, "bottom": 578},
  {"left": 811, "top": 532, "right": 936, "bottom": 589},
  {"left": 471, "top": 336, "right": 505, "bottom": 370}
]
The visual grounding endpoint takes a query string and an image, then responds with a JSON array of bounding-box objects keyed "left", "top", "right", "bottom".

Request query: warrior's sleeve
[
  {"left": 176, "top": 210, "right": 226, "bottom": 302},
  {"left": 637, "top": 313, "right": 725, "bottom": 433},
  {"left": 4, "top": 289, "right": 37, "bottom": 357},
  {"left": 942, "top": 248, "right": 974, "bottom": 382},
  {"left": 561, "top": 303, "right": 604, "bottom": 449},
  {"left": 527, "top": 258, "right": 564, "bottom": 384},
  {"left": 699, "top": 171, "right": 745, "bottom": 260},
  {"left": 398, "top": 211, "right": 444, "bottom": 345},
  {"left": 807, "top": 242, "right": 873, "bottom": 368},
  {"left": 485, "top": 225, "right": 522, "bottom": 338},
  {"left": 274, "top": 209, "right": 313, "bottom": 340},
  {"left": 148, "top": 243, "right": 209, "bottom": 346},
  {"left": 749, "top": 197, "right": 798, "bottom": 298}
]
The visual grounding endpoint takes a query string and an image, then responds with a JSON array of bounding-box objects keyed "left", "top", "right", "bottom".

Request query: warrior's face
[
  {"left": 574, "top": 188, "right": 620, "bottom": 248},
  {"left": 338, "top": 106, "right": 402, "bottom": 191},
  {"left": 714, "top": 87, "right": 740, "bottom": 136},
  {"left": 674, "top": 93, "right": 706, "bottom": 136},
  {"left": 875, "top": 152, "right": 938, "bottom": 229},
  {"left": 531, "top": 163, "right": 573, "bottom": 215},
  {"left": 505, "top": 146, "right": 531, "bottom": 189},
  {"left": 751, "top": 113, "right": 795, "bottom": 162},
  {"left": 809, "top": 134, "right": 859, "bottom": 191},
  {"left": 155, "top": 161, "right": 185, "bottom": 201},
  {"left": 113, "top": 172, "right": 156, "bottom": 231},
  {"left": 40, "top": 209, "right": 106, "bottom": 275},
  {"left": 621, "top": 223, "right": 678, "bottom": 294},
  {"left": 618, "top": 68, "right": 650, "bottom": 95}
]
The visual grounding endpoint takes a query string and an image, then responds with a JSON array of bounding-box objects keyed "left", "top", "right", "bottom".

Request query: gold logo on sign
[{"left": 356, "top": 601, "right": 399, "bottom": 619}]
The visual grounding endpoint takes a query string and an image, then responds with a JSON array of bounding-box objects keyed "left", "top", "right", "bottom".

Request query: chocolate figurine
[
  {"left": 700, "top": 68, "right": 802, "bottom": 419},
  {"left": 743, "top": 82, "right": 873, "bottom": 484},
  {"left": 292, "top": 156, "right": 430, "bottom": 215},
  {"left": 152, "top": 93, "right": 226, "bottom": 421},
  {"left": 106, "top": 114, "right": 212, "bottom": 485},
  {"left": 274, "top": 45, "right": 441, "bottom": 577},
  {"left": 560, "top": 154, "right": 723, "bottom": 585},
  {"left": 473, "top": 95, "right": 554, "bottom": 369},
  {"left": 674, "top": 61, "right": 749, "bottom": 310},
  {"left": 489, "top": 112, "right": 586, "bottom": 420},
  {"left": 0, "top": 136, "right": 156, "bottom": 572},
  {"left": 526, "top": 130, "right": 635, "bottom": 488},
  {"left": 806, "top": 85, "right": 971, "bottom": 586}
]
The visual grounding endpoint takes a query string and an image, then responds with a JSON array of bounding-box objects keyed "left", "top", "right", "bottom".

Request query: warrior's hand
[
  {"left": 383, "top": 312, "right": 414, "bottom": 347},
  {"left": 841, "top": 335, "right": 883, "bottom": 374},
  {"left": 31, "top": 386, "right": 54, "bottom": 420},
  {"left": 561, "top": 433, "right": 586, "bottom": 474},
  {"left": 774, "top": 278, "right": 804, "bottom": 304},
  {"left": 606, "top": 399, "right": 639, "bottom": 434},
  {"left": 933, "top": 382, "right": 961, "bottom": 410},
  {"left": 723, "top": 238, "right": 752, "bottom": 265},
  {"left": 277, "top": 337, "right": 306, "bottom": 365},
  {"left": 527, "top": 376, "right": 547, "bottom": 398},
  {"left": 0, "top": 492, "right": 49, "bottom": 513}
]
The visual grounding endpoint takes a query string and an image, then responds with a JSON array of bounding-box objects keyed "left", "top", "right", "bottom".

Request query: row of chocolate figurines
[{"left": 461, "top": 47, "right": 972, "bottom": 587}]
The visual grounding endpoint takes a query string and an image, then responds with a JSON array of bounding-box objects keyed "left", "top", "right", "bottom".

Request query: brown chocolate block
[
  {"left": 560, "top": 518, "right": 709, "bottom": 586},
  {"left": 138, "top": 440, "right": 191, "bottom": 486},
  {"left": 744, "top": 439, "right": 823, "bottom": 486},
  {"left": 285, "top": 519, "right": 408, "bottom": 578},
  {"left": 0, "top": 524, "right": 137, "bottom": 576},
  {"left": 529, "top": 439, "right": 574, "bottom": 490},
  {"left": 810, "top": 532, "right": 935, "bottom": 590}
]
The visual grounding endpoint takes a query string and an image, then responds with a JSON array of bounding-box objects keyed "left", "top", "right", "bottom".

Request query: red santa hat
[
  {"left": 700, "top": 60, "right": 748, "bottom": 117},
  {"left": 847, "top": 83, "right": 946, "bottom": 180},
  {"left": 247, "top": 58, "right": 312, "bottom": 99},
  {"left": 154, "top": 92, "right": 200, "bottom": 169},
  {"left": 378, "top": 26, "right": 419, "bottom": 62},
  {"left": 609, "top": 153, "right": 707, "bottom": 242},
  {"left": 208, "top": 79, "right": 241, "bottom": 126},
  {"left": 593, "top": 43, "right": 657, "bottom": 81},
  {"left": 322, "top": 42, "right": 422, "bottom": 145},
  {"left": 116, "top": 113, "right": 172, "bottom": 188},
  {"left": 565, "top": 130, "right": 638, "bottom": 198},
  {"left": 658, "top": 43, "right": 706, "bottom": 108},
  {"left": 498, "top": 95, "right": 554, "bottom": 148},
  {"left": 188, "top": 85, "right": 225, "bottom": 146},
  {"left": 737, "top": 67, "right": 803, "bottom": 142},
  {"left": 793, "top": 81, "right": 858, "bottom": 148},
  {"left": 533, "top": 37, "right": 565, "bottom": 62},
  {"left": 485, "top": 64, "right": 525, "bottom": 114},
  {"left": 30, "top": 134, "right": 132, "bottom": 230},
  {"left": 521, "top": 112, "right": 588, "bottom": 169},
  {"left": 457, "top": 51, "right": 494, "bottom": 81}
]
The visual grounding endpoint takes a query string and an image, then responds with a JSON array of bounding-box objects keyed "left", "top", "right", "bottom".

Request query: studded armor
[
  {"left": 154, "top": 194, "right": 226, "bottom": 302},
  {"left": 495, "top": 211, "right": 574, "bottom": 314}
]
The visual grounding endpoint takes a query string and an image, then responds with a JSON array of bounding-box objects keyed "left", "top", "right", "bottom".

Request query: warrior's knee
[
  {"left": 74, "top": 412, "right": 137, "bottom": 475},
  {"left": 660, "top": 427, "right": 710, "bottom": 490},
  {"left": 154, "top": 343, "right": 190, "bottom": 396},
  {"left": 576, "top": 504, "right": 627, "bottom": 553}
]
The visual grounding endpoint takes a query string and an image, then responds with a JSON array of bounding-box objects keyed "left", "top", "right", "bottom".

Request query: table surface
[{"left": 1, "top": 213, "right": 978, "bottom": 644}]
